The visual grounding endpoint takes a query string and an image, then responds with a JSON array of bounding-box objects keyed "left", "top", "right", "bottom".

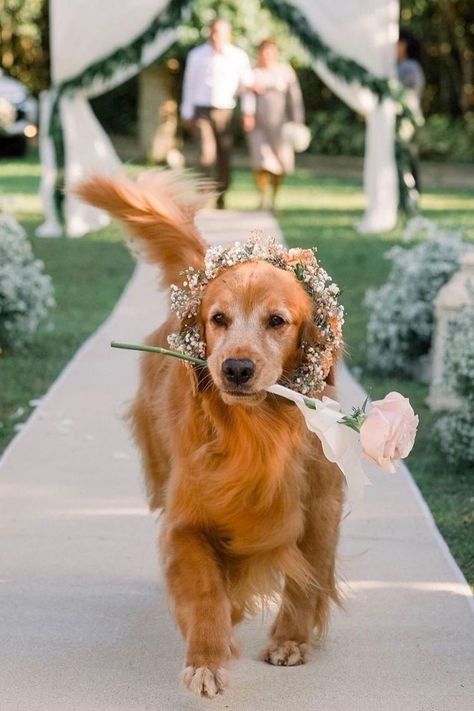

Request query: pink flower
[{"left": 359, "top": 392, "right": 419, "bottom": 473}]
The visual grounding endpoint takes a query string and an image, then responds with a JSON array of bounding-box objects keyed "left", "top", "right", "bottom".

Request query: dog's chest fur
[{"left": 169, "top": 393, "right": 313, "bottom": 556}]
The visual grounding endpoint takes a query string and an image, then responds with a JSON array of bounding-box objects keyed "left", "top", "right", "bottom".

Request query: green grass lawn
[
  {"left": 1, "top": 153, "right": 473, "bottom": 586},
  {"left": 0, "top": 155, "right": 134, "bottom": 451}
]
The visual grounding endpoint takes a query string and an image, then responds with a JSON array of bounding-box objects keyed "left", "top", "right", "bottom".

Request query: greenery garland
[
  {"left": 261, "top": 0, "right": 420, "bottom": 214},
  {"left": 49, "top": 0, "right": 195, "bottom": 223},
  {"left": 49, "top": 0, "right": 417, "bottom": 226}
]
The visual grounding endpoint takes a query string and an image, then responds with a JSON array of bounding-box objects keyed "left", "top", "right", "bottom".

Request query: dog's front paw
[
  {"left": 181, "top": 665, "right": 228, "bottom": 698},
  {"left": 261, "top": 639, "right": 310, "bottom": 666}
]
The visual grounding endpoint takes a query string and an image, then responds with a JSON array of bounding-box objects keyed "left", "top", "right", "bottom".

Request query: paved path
[{"left": 1, "top": 211, "right": 473, "bottom": 711}]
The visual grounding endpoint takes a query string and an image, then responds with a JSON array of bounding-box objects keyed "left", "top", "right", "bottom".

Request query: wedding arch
[{"left": 37, "top": 0, "right": 408, "bottom": 238}]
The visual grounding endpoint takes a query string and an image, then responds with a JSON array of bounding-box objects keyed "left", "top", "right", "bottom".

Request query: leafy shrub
[
  {"left": 0, "top": 215, "right": 55, "bottom": 351},
  {"left": 436, "top": 404, "right": 474, "bottom": 465},
  {"left": 418, "top": 114, "right": 474, "bottom": 163},
  {"left": 435, "top": 294, "right": 474, "bottom": 464},
  {"left": 309, "top": 108, "right": 365, "bottom": 157},
  {"left": 305, "top": 109, "right": 474, "bottom": 163},
  {"left": 365, "top": 219, "right": 468, "bottom": 376}
]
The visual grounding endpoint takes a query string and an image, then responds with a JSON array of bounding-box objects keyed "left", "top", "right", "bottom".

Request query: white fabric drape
[
  {"left": 37, "top": 0, "right": 177, "bottom": 238},
  {"left": 36, "top": 89, "right": 62, "bottom": 238},
  {"left": 268, "top": 384, "right": 370, "bottom": 507},
  {"left": 39, "top": 0, "right": 399, "bottom": 237},
  {"left": 294, "top": 0, "right": 400, "bottom": 232}
]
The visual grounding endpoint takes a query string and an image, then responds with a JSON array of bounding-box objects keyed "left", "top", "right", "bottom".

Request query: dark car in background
[{"left": 0, "top": 70, "right": 38, "bottom": 157}]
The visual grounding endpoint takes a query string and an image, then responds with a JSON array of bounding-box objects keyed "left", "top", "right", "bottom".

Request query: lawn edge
[
  {"left": 0, "top": 264, "right": 138, "bottom": 469},
  {"left": 399, "top": 458, "right": 474, "bottom": 605}
]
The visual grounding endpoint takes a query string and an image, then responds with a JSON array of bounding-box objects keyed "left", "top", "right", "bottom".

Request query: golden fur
[{"left": 75, "top": 172, "right": 344, "bottom": 698}]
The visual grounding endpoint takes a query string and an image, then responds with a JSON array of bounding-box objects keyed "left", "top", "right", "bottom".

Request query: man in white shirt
[{"left": 181, "top": 19, "right": 253, "bottom": 208}]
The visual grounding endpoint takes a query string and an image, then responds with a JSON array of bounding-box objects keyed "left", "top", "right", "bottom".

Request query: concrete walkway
[{"left": 1, "top": 211, "right": 473, "bottom": 711}]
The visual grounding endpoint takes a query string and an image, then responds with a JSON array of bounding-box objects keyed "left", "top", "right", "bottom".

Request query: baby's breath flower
[
  {"left": 167, "top": 326, "right": 206, "bottom": 360},
  {"left": 435, "top": 290, "right": 474, "bottom": 464},
  {"left": 365, "top": 219, "right": 468, "bottom": 376},
  {"left": 0, "top": 215, "right": 55, "bottom": 350}
]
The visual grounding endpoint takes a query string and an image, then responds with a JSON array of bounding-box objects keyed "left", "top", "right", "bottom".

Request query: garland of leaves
[{"left": 49, "top": 0, "right": 417, "bottom": 225}]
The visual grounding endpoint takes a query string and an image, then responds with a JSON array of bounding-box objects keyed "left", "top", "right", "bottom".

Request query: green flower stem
[{"left": 110, "top": 341, "right": 206, "bottom": 366}]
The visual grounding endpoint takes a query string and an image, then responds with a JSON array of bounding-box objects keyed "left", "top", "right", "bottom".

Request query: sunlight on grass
[
  {"left": 0, "top": 194, "right": 42, "bottom": 215},
  {"left": 421, "top": 194, "right": 473, "bottom": 210}
]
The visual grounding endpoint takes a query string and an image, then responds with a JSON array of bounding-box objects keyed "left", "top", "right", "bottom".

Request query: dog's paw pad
[
  {"left": 181, "top": 665, "right": 228, "bottom": 697},
  {"left": 262, "top": 640, "right": 310, "bottom": 667}
]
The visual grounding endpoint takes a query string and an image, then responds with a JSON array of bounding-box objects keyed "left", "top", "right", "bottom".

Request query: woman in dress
[{"left": 242, "top": 39, "right": 305, "bottom": 211}]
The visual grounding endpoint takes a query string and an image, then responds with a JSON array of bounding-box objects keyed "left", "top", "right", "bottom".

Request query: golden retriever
[{"left": 76, "top": 172, "right": 344, "bottom": 698}]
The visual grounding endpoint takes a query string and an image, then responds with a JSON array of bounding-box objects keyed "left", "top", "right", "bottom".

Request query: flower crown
[{"left": 167, "top": 232, "right": 344, "bottom": 396}]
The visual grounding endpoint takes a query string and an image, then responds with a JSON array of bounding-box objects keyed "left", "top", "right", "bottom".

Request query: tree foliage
[
  {"left": 174, "top": 0, "right": 308, "bottom": 63},
  {"left": 1, "top": 0, "right": 472, "bottom": 123},
  {"left": 400, "top": 0, "right": 474, "bottom": 116},
  {"left": 0, "top": 0, "right": 49, "bottom": 94}
]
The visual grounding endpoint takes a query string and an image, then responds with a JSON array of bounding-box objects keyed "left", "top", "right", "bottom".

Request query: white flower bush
[
  {"left": 435, "top": 294, "right": 474, "bottom": 464},
  {"left": 365, "top": 219, "right": 468, "bottom": 376},
  {"left": 0, "top": 215, "right": 55, "bottom": 351},
  {"left": 436, "top": 405, "right": 474, "bottom": 465}
]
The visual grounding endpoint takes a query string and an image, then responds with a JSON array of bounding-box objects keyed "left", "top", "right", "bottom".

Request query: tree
[
  {"left": 175, "top": 0, "right": 308, "bottom": 63},
  {"left": 0, "top": 0, "right": 49, "bottom": 94},
  {"left": 400, "top": 0, "right": 474, "bottom": 116}
]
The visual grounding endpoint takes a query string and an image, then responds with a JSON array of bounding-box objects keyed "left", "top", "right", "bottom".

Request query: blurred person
[
  {"left": 242, "top": 39, "right": 305, "bottom": 212},
  {"left": 180, "top": 19, "right": 253, "bottom": 209},
  {"left": 397, "top": 28, "right": 425, "bottom": 192}
]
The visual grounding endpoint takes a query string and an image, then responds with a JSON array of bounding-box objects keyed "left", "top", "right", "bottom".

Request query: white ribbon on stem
[{"left": 267, "top": 383, "right": 371, "bottom": 506}]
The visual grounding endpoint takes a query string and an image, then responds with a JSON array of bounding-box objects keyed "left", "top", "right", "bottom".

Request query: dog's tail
[{"left": 74, "top": 171, "right": 212, "bottom": 287}]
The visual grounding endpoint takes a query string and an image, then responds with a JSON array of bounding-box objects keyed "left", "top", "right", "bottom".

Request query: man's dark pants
[{"left": 193, "top": 106, "right": 233, "bottom": 201}]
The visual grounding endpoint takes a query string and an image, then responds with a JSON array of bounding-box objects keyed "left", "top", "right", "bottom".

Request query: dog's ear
[
  {"left": 298, "top": 318, "right": 341, "bottom": 386},
  {"left": 74, "top": 171, "right": 213, "bottom": 288}
]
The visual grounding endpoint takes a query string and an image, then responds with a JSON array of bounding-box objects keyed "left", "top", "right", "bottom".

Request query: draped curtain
[
  {"left": 293, "top": 0, "right": 399, "bottom": 232},
  {"left": 37, "top": 0, "right": 177, "bottom": 237},
  {"left": 38, "top": 0, "right": 399, "bottom": 238}
]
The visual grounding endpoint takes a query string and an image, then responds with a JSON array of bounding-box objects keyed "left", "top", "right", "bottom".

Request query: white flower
[
  {"left": 365, "top": 220, "right": 467, "bottom": 376},
  {"left": 0, "top": 215, "right": 55, "bottom": 350}
]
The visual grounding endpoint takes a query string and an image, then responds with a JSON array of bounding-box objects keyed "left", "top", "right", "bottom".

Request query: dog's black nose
[{"left": 222, "top": 359, "right": 256, "bottom": 386}]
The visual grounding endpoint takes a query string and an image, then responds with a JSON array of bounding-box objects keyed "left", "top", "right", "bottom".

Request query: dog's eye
[
  {"left": 268, "top": 314, "right": 285, "bottom": 329},
  {"left": 211, "top": 313, "right": 227, "bottom": 326}
]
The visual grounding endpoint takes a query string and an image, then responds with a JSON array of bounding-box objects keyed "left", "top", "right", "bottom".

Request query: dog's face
[{"left": 200, "top": 261, "right": 314, "bottom": 406}]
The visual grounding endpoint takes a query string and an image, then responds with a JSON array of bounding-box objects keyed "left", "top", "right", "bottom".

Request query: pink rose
[{"left": 359, "top": 392, "right": 419, "bottom": 473}]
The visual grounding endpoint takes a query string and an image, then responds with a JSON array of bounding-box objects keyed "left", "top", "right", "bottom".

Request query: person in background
[
  {"left": 242, "top": 38, "right": 305, "bottom": 212},
  {"left": 397, "top": 28, "right": 425, "bottom": 192},
  {"left": 180, "top": 19, "right": 253, "bottom": 209}
]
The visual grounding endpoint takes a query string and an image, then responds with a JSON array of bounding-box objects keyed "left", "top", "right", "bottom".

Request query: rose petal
[
  {"left": 360, "top": 393, "right": 418, "bottom": 472},
  {"left": 360, "top": 409, "right": 391, "bottom": 467}
]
